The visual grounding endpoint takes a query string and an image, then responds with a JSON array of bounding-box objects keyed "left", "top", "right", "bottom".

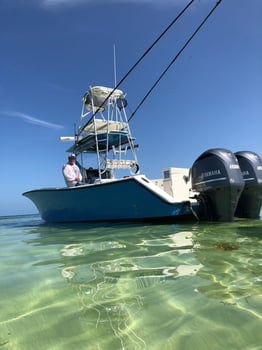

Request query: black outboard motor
[
  {"left": 191, "top": 148, "right": 244, "bottom": 221},
  {"left": 235, "top": 151, "right": 262, "bottom": 219}
]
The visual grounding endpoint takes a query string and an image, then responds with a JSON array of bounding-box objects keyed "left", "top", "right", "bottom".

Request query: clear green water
[{"left": 0, "top": 215, "right": 262, "bottom": 350}]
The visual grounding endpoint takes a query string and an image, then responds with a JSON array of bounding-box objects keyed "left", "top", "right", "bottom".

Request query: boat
[
  {"left": 23, "top": 86, "right": 262, "bottom": 223},
  {"left": 23, "top": 86, "right": 199, "bottom": 223}
]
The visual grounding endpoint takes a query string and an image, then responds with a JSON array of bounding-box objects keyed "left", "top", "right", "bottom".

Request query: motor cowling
[
  {"left": 191, "top": 148, "right": 244, "bottom": 221},
  {"left": 235, "top": 151, "right": 262, "bottom": 219}
]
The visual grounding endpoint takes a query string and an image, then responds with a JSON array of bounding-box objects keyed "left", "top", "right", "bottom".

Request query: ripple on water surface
[{"left": 0, "top": 216, "right": 262, "bottom": 349}]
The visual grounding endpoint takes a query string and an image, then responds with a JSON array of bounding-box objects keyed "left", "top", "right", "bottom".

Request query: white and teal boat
[
  {"left": 23, "top": 86, "right": 199, "bottom": 223},
  {"left": 23, "top": 85, "right": 262, "bottom": 223}
]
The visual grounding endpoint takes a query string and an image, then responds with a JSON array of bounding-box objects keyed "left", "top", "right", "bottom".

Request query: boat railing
[
  {"left": 105, "top": 159, "right": 138, "bottom": 170},
  {"left": 83, "top": 120, "right": 128, "bottom": 134}
]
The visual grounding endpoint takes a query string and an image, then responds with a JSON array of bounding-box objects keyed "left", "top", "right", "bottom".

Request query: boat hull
[{"left": 23, "top": 176, "right": 198, "bottom": 223}]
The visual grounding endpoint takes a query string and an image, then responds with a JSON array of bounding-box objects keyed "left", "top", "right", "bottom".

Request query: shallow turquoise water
[{"left": 0, "top": 215, "right": 262, "bottom": 349}]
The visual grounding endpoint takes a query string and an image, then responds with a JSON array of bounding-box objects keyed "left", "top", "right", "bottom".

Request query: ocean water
[{"left": 0, "top": 215, "right": 262, "bottom": 350}]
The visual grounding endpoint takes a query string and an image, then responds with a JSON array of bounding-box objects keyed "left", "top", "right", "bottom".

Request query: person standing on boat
[{"left": 62, "top": 154, "right": 83, "bottom": 187}]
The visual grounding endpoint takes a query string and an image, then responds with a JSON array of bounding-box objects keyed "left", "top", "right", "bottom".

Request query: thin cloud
[{"left": 2, "top": 111, "right": 64, "bottom": 130}]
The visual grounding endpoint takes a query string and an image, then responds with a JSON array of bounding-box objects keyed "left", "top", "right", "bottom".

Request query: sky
[{"left": 1, "top": 0, "right": 261, "bottom": 216}]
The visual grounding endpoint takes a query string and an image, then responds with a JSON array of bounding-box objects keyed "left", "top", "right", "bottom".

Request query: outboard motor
[
  {"left": 191, "top": 148, "right": 244, "bottom": 221},
  {"left": 235, "top": 151, "right": 262, "bottom": 219}
]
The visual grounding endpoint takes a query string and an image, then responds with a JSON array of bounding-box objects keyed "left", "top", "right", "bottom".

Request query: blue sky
[{"left": 1, "top": 0, "right": 261, "bottom": 216}]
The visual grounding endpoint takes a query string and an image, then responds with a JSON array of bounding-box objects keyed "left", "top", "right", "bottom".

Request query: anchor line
[
  {"left": 128, "top": 0, "right": 222, "bottom": 122},
  {"left": 79, "top": 0, "right": 196, "bottom": 133},
  {"left": 189, "top": 203, "right": 200, "bottom": 221}
]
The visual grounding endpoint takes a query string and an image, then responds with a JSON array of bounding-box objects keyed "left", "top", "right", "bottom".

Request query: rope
[
  {"left": 189, "top": 202, "right": 200, "bottom": 221},
  {"left": 128, "top": 0, "right": 222, "bottom": 122},
  {"left": 79, "top": 0, "right": 196, "bottom": 133}
]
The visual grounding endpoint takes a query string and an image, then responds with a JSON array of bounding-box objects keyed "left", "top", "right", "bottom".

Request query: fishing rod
[
  {"left": 128, "top": 0, "right": 222, "bottom": 122},
  {"left": 79, "top": 0, "right": 196, "bottom": 133}
]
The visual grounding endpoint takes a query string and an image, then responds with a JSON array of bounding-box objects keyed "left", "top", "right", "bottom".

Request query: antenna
[{"left": 113, "top": 44, "right": 117, "bottom": 87}]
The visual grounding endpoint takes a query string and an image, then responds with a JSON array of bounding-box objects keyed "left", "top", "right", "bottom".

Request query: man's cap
[{"left": 68, "top": 153, "right": 76, "bottom": 158}]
